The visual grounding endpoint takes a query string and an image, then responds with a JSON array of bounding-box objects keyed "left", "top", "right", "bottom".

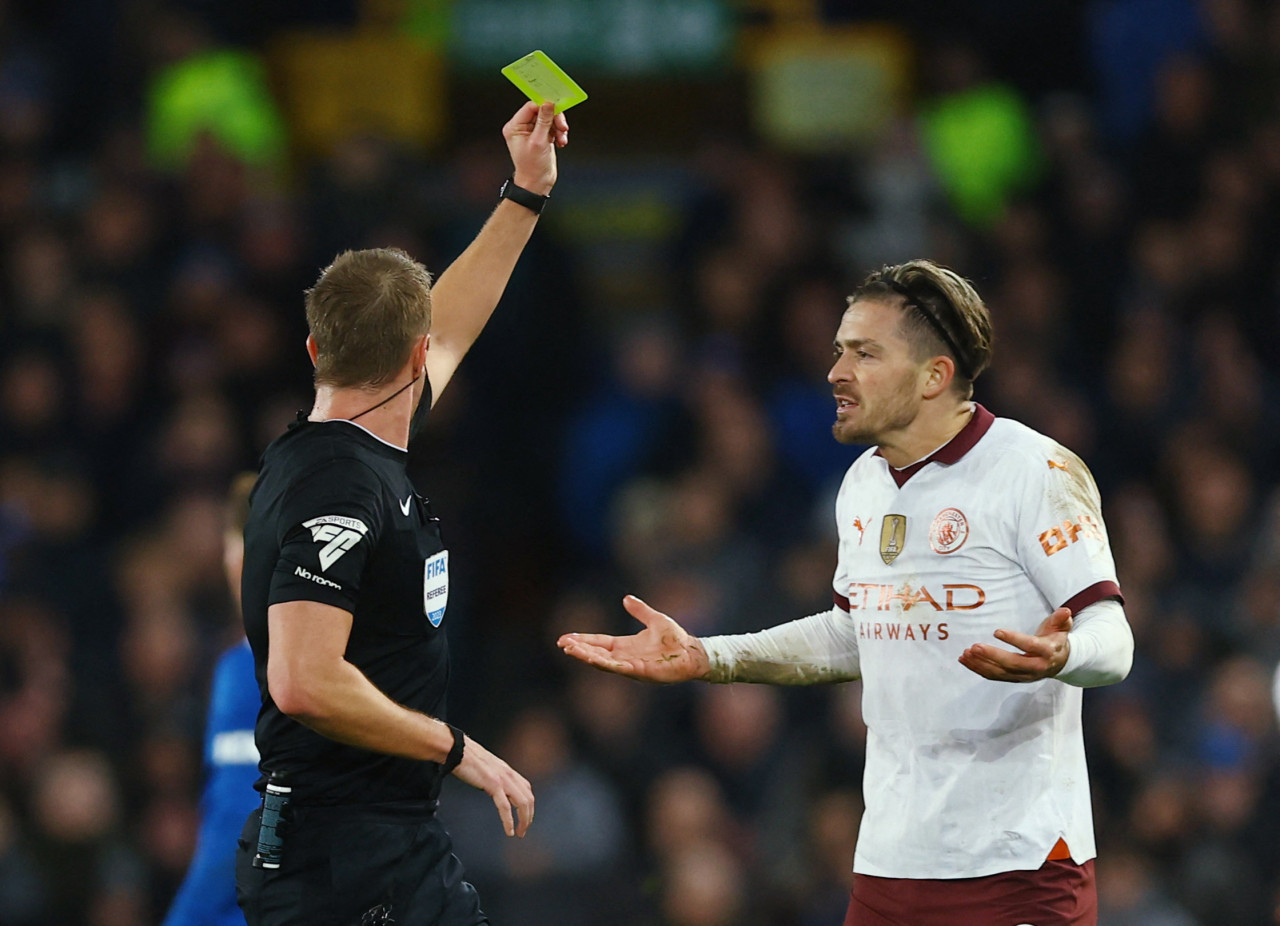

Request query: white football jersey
[{"left": 835, "top": 406, "right": 1121, "bottom": 879}]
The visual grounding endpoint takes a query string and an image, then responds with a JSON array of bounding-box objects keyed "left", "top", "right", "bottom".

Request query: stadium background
[{"left": 1, "top": 0, "right": 1279, "bottom": 923}]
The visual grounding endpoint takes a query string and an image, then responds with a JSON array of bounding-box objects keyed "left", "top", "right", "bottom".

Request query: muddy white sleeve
[{"left": 701, "top": 607, "right": 861, "bottom": 685}]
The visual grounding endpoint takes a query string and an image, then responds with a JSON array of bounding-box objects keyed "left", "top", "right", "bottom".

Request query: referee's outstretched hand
[
  {"left": 451, "top": 736, "right": 535, "bottom": 838},
  {"left": 557, "top": 595, "right": 712, "bottom": 684},
  {"left": 958, "top": 607, "right": 1073, "bottom": 683}
]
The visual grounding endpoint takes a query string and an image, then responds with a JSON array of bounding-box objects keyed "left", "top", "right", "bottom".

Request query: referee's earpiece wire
[{"left": 348, "top": 370, "right": 421, "bottom": 423}]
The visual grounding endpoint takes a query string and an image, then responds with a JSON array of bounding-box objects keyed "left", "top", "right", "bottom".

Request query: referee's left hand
[
  {"left": 503, "top": 100, "right": 568, "bottom": 197},
  {"left": 959, "top": 607, "right": 1073, "bottom": 683},
  {"left": 451, "top": 735, "right": 535, "bottom": 838}
]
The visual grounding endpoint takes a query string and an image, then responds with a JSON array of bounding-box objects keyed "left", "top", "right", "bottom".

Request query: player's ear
[
  {"left": 305, "top": 335, "right": 318, "bottom": 368},
  {"left": 921, "top": 355, "right": 954, "bottom": 399}
]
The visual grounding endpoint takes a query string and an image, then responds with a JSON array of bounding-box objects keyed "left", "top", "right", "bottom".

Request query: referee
[{"left": 235, "top": 101, "right": 567, "bottom": 926}]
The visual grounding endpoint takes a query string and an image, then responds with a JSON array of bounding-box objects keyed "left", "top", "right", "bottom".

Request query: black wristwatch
[
  {"left": 441, "top": 724, "right": 466, "bottom": 776},
  {"left": 499, "top": 176, "right": 549, "bottom": 215}
]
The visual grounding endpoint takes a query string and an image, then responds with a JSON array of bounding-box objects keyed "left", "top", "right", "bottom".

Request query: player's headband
[{"left": 885, "top": 279, "right": 974, "bottom": 380}]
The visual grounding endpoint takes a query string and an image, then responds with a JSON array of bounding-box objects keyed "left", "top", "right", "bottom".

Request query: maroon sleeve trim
[
  {"left": 1061, "top": 580, "right": 1123, "bottom": 615},
  {"left": 834, "top": 591, "right": 850, "bottom": 613}
]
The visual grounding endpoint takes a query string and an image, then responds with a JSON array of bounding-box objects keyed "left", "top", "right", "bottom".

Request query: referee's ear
[
  {"left": 306, "top": 335, "right": 319, "bottom": 368},
  {"left": 411, "top": 334, "right": 429, "bottom": 378}
]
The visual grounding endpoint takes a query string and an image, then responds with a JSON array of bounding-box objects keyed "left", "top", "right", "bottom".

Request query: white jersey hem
[{"left": 852, "top": 847, "right": 1098, "bottom": 880}]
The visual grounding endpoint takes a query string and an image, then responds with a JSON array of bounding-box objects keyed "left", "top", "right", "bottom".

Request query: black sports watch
[
  {"left": 499, "top": 176, "right": 549, "bottom": 215},
  {"left": 442, "top": 724, "right": 465, "bottom": 775}
]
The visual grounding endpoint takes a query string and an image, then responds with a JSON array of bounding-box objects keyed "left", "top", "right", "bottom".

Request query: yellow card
[{"left": 501, "top": 50, "right": 588, "bottom": 113}]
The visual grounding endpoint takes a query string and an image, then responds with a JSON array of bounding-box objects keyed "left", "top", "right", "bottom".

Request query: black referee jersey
[{"left": 241, "top": 402, "right": 452, "bottom": 806}]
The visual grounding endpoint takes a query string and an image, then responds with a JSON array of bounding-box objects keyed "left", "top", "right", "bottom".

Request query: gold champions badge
[{"left": 880, "top": 514, "right": 907, "bottom": 564}]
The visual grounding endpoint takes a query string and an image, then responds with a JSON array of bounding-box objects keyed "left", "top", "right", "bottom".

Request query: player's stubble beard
[{"left": 832, "top": 366, "right": 922, "bottom": 446}]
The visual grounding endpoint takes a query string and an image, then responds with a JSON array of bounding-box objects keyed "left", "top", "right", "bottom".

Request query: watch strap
[
  {"left": 441, "top": 724, "right": 465, "bottom": 776},
  {"left": 499, "top": 176, "right": 549, "bottom": 215}
]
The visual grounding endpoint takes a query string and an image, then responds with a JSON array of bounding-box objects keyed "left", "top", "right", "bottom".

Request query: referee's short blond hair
[{"left": 305, "top": 248, "right": 433, "bottom": 389}]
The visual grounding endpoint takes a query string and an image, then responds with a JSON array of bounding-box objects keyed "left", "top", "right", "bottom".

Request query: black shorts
[{"left": 235, "top": 801, "right": 488, "bottom": 926}]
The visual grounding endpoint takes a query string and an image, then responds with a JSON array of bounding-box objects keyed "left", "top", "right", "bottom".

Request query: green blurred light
[
  {"left": 920, "top": 83, "right": 1040, "bottom": 227},
  {"left": 147, "top": 50, "right": 288, "bottom": 171}
]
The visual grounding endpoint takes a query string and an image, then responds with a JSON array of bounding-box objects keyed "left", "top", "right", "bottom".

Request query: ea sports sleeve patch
[{"left": 268, "top": 458, "right": 385, "bottom": 612}]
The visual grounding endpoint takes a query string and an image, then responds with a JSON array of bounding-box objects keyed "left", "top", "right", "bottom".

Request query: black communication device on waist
[{"left": 252, "top": 773, "right": 292, "bottom": 869}]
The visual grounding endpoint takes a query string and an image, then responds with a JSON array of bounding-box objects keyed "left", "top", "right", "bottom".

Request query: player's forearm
[
  {"left": 1056, "top": 599, "right": 1133, "bottom": 687},
  {"left": 426, "top": 201, "right": 540, "bottom": 369},
  {"left": 273, "top": 659, "right": 455, "bottom": 762},
  {"left": 700, "top": 607, "right": 862, "bottom": 685}
]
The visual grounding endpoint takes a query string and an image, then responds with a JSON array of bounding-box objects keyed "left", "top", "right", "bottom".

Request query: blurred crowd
[{"left": 2, "top": 1, "right": 1280, "bottom": 925}]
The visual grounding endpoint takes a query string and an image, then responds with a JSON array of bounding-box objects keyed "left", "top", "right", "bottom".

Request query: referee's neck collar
[{"left": 316, "top": 417, "right": 409, "bottom": 453}]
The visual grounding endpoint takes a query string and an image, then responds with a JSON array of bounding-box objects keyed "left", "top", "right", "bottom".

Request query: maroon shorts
[{"left": 844, "top": 858, "right": 1096, "bottom": 926}]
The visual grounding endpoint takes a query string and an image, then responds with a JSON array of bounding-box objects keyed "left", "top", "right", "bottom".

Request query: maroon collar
[{"left": 877, "top": 404, "right": 995, "bottom": 488}]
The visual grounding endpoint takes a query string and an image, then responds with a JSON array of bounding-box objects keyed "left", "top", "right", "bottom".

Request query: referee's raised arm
[{"left": 423, "top": 100, "right": 568, "bottom": 407}]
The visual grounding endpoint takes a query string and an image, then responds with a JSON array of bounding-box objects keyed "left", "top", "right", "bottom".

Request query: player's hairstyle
[
  {"left": 225, "top": 471, "right": 257, "bottom": 536},
  {"left": 305, "top": 248, "right": 433, "bottom": 389},
  {"left": 850, "top": 260, "right": 994, "bottom": 399}
]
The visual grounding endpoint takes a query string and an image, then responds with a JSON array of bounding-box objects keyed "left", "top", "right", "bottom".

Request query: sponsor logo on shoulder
[
  {"left": 295, "top": 564, "right": 343, "bottom": 590},
  {"left": 302, "top": 515, "right": 369, "bottom": 570},
  {"left": 1038, "top": 514, "right": 1103, "bottom": 556},
  {"left": 399, "top": 496, "right": 413, "bottom": 517}
]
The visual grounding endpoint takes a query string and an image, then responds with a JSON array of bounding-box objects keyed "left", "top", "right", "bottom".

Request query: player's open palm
[
  {"left": 558, "top": 595, "right": 711, "bottom": 683},
  {"left": 959, "top": 606, "right": 1073, "bottom": 683},
  {"left": 451, "top": 735, "right": 534, "bottom": 838}
]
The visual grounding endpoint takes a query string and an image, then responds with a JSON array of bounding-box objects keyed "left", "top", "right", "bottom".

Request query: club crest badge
[
  {"left": 929, "top": 508, "right": 969, "bottom": 555},
  {"left": 879, "top": 514, "right": 907, "bottom": 564}
]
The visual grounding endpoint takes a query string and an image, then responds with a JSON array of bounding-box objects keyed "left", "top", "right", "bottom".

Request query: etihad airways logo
[
  {"left": 859, "top": 620, "right": 949, "bottom": 641},
  {"left": 302, "top": 515, "right": 369, "bottom": 571},
  {"left": 846, "top": 582, "right": 986, "bottom": 612}
]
